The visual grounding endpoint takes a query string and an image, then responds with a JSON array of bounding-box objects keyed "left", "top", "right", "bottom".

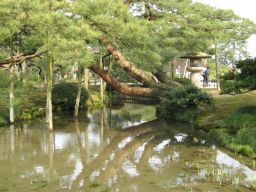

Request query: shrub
[
  {"left": 220, "top": 58, "right": 256, "bottom": 94},
  {"left": 229, "top": 143, "right": 255, "bottom": 158},
  {"left": 19, "top": 112, "right": 32, "bottom": 120},
  {"left": 174, "top": 78, "right": 192, "bottom": 86},
  {"left": 209, "top": 128, "right": 256, "bottom": 158},
  {"left": 0, "top": 116, "right": 7, "bottom": 126},
  {"left": 236, "top": 105, "right": 256, "bottom": 114},
  {"left": 210, "top": 105, "right": 256, "bottom": 158},
  {"left": 223, "top": 105, "right": 256, "bottom": 133},
  {"left": 220, "top": 80, "right": 241, "bottom": 94},
  {"left": 209, "top": 128, "right": 233, "bottom": 147},
  {"left": 52, "top": 82, "right": 88, "bottom": 111},
  {"left": 235, "top": 128, "right": 256, "bottom": 152},
  {"left": 156, "top": 85, "right": 214, "bottom": 122},
  {"left": 220, "top": 71, "right": 236, "bottom": 81}
]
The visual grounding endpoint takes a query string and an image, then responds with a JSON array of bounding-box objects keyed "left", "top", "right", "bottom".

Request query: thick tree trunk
[
  {"left": 89, "top": 65, "right": 160, "bottom": 98},
  {"left": 74, "top": 66, "right": 82, "bottom": 118},
  {"left": 105, "top": 43, "right": 181, "bottom": 89},
  {"left": 106, "top": 44, "right": 157, "bottom": 86},
  {"left": 46, "top": 59, "right": 53, "bottom": 130}
]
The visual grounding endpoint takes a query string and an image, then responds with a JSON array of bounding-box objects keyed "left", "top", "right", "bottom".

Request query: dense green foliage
[
  {"left": 0, "top": 0, "right": 255, "bottom": 128},
  {"left": 52, "top": 82, "right": 88, "bottom": 111},
  {"left": 174, "top": 78, "right": 193, "bottom": 86},
  {"left": 156, "top": 86, "right": 213, "bottom": 122},
  {"left": 221, "top": 58, "right": 256, "bottom": 94},
  {"left": 210, "top": 105, "right": 256, "bottom": 158},
  {"left": 1, "top": 0, "right": 255, "bottom": 72}
]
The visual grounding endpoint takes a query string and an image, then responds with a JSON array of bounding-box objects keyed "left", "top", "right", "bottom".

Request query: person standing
[{"left": 203, "top": 66, "right": 210, "bottom": 86}]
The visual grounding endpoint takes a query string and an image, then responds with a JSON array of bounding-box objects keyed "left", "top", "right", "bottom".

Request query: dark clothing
[{"left": 203, "top": 68, "right": 210, "bottom": 86}]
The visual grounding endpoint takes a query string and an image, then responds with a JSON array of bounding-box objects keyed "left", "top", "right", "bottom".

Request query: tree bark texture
[
  {"left": 106, "top": 44, "right": 157, "bottom": 87},
  {"left": 105, "top": 43, "right": 181, "bottom": 89},
  {"left": 89, "top": 65, "right": 160, "bottom": 98},
  {"left": 9, "top": 80, "right": 14, "bottom": 124},
  {"left": 46, "top": 59, "right": 53, "bottom": 130},
  {"left": 84, "top": 68, "right": 89, "bottom": 90},
  {"left": 74, "top": 66, "right": 82, "bottom": 118}
]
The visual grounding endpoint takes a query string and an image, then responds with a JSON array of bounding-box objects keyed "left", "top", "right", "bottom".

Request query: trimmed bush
[
  {"left": 52, "top": 82, "right": 88, "bottom": 111},
  {"left": 156, "top": 85, "right": 214, "bottom": 122}
]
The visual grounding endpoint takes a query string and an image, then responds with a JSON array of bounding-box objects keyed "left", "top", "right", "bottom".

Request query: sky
[{"left": 194, "top": 0, "right": 256, "bottom": 57}]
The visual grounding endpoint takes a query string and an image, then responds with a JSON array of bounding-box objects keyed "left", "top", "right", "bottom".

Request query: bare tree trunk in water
[
  {"left": 9, "top": 65, "right": 15, "bottom": 124},
  {"left": 46, "top": 58, "right": 53, "bottom": 130},
  {"left": 74, "top": 66, "right": 82, "bottom": 118}
]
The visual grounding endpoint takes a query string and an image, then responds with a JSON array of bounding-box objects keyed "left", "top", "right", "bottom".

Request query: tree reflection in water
[{"left": 0, "top": 104, "right": 255, "bottom": 192}]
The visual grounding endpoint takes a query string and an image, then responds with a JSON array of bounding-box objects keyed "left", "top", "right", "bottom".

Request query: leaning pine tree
[{"left": 0, "top": 0, "right": 255, "bottom": 128}]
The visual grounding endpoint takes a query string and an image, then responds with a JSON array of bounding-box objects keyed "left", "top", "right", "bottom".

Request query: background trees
[{"left": 0, "top": 0, "right": 255, "bottom": 129}]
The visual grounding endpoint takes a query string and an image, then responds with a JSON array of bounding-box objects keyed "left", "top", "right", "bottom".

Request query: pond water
[{"left": 0, "top": 104, "right": 256, "bottom": 192}]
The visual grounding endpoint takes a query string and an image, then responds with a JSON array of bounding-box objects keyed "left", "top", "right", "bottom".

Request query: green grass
[
  {"left": 197, "top": 90, "right": 256, "bottom": 158},
  {"left": 196, "top": 90, "right": 256, "bottom": 131}
]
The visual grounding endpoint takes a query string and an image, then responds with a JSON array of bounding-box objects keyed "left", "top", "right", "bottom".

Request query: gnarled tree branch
[
  {"left": 89, "top": 64, "right": 161, "bottom": 98},
  {"left": 0, "top": 51, "right": 46, "bottom": 68}
]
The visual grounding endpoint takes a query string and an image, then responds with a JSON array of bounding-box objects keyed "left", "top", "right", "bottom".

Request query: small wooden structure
[{"left": 180, "top": 52, "right": 211, "bottom": 88}]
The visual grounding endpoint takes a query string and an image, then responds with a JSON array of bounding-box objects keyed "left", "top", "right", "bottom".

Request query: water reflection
[
  {"left": 216, "top": 150, "right": 256, "bottom": 184},
  {"left": 0, "top": 104, "right": 255, "bottom": 192}
]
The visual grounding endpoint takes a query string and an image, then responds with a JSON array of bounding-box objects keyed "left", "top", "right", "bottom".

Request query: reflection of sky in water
[
  {"left": 122, "top": 160, "right": 139, "bottom": 177},
  {"left": 149, "top": 139, "right": 180, "bottom": 170},
  {"left": 216, "top": 150, "right": 256, "bottom": 183},
  {"left": 154, "top": 139, "right": 171, "bottom": 152},
  {"left": 174, "top": 133, "right": 188, "bottom": 143},
  {"left": 33, "top": 166, "right": 45, "bottom": 174},
  {"left": 148, "top": 154, "right": 180, "bottom": 170},
  {"left": 59, "top": 157, "right": 83, "bottom": 189},
  {"left": 54, "top": 133, "right": 77, "bottom": 150},
  {"left": 118, "top": 136, "right": 134, "bottom": 149},
  {"left": 90, "top": 170, "right": 100, "bottom": 181},
  {"left": 134, "top": 142, "right": 147, "bottom": 164},
  {"left": 122, "top": 120, "right": 146, "bottom": 129},
  {"left": 148, "top": 155, "right": 163, "bottom": 170},
  {"left": 87, "top": 113, "right": 102, "bottom": 157},
  {"left": 3, "top": 104, "right": 256, "bottom": 192}
]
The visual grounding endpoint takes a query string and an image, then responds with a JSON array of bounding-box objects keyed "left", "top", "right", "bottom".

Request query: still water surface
[{"left": 0, "top": 104, "right": 256, "bottom": 192}]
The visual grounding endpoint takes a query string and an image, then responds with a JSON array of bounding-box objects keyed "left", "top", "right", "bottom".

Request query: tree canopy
[
  {"left": 1, "top": 0, "right": 255, "bottom": 71},
  {"left": 0, "top": 0, "right": 255, "bottom": 129}
]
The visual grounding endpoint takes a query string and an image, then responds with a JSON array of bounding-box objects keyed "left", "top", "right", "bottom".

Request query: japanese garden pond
[{"left": 0, "top": 103, "right": 256, "bottom": 192}]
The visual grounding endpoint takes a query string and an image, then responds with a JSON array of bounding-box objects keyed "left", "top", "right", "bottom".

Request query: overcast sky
[{"left": 194, "top": 0, "right": 256, "bottom": 57}]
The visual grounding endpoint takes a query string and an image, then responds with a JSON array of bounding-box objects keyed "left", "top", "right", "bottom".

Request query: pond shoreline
[{"left": 196, "top": 90, "right": 256, "bottom": 159}]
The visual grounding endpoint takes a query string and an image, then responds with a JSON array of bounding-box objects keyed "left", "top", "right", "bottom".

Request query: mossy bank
[{"left": 196, "top": 90, "right": 256, "bottom": 158}]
